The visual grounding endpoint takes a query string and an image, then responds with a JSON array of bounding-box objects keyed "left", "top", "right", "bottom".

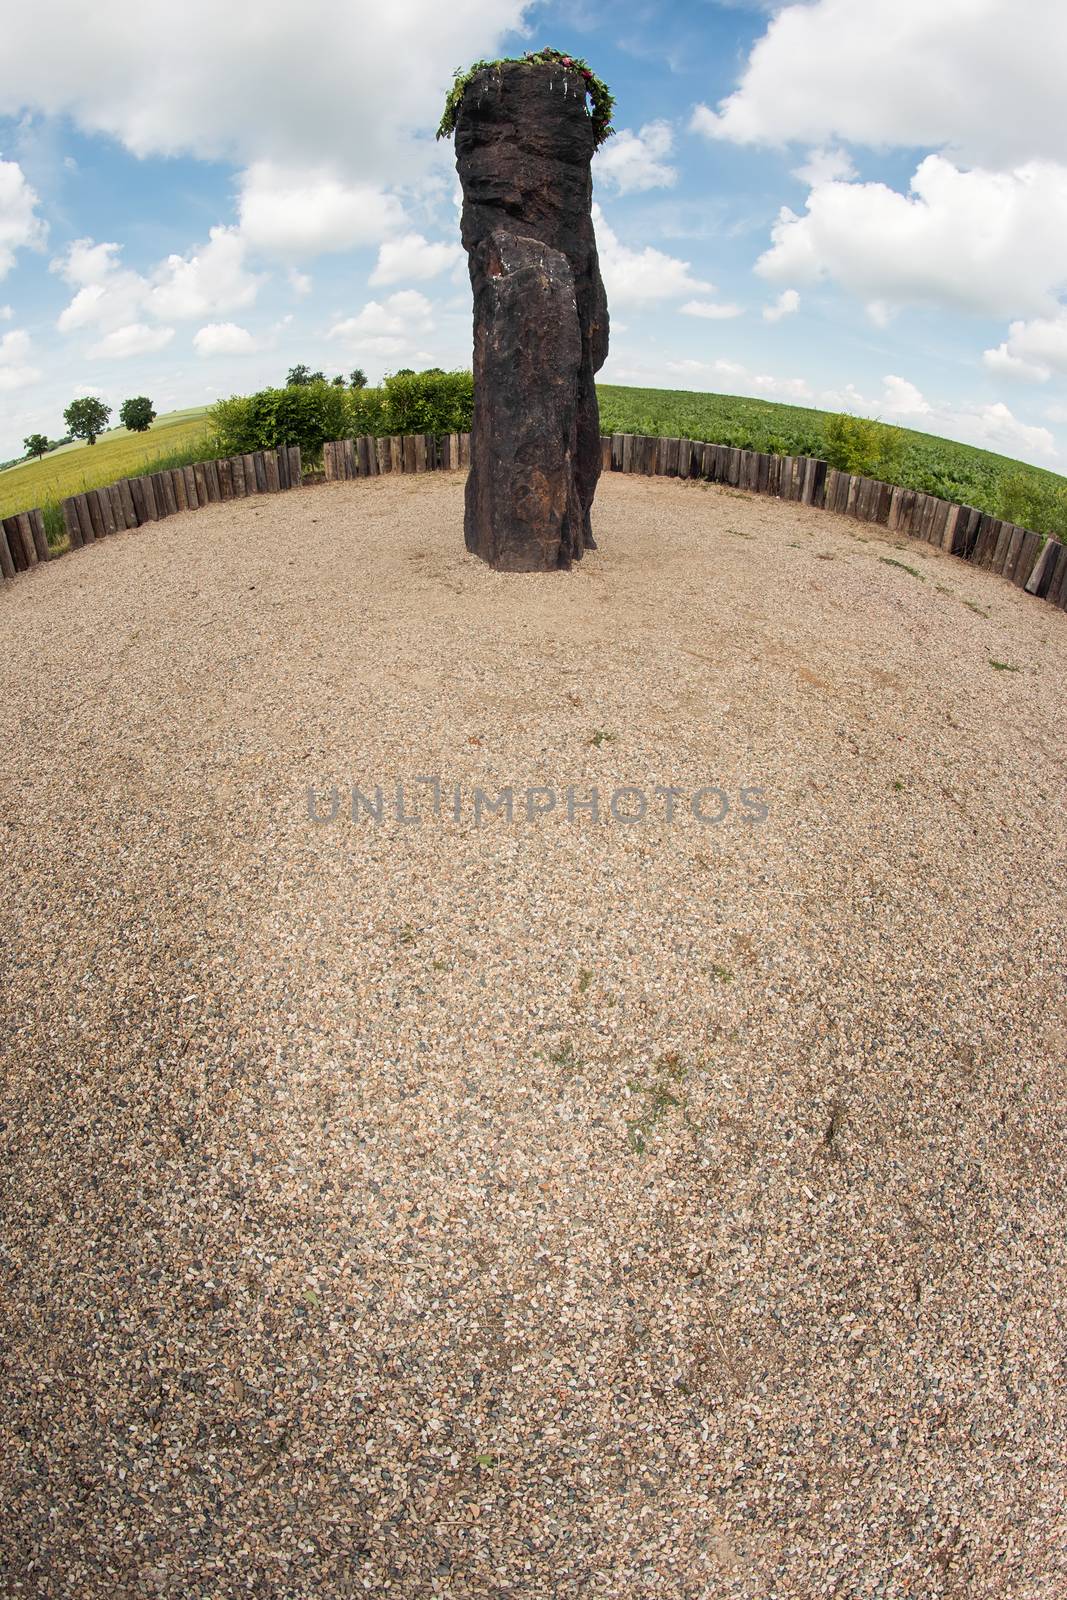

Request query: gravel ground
[{"left": 1, "top": 470, "right": 1065, "bottom": 1599}]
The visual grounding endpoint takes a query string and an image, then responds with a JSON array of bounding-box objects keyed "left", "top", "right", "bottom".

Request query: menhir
[{"left": 454, "top": 60, "right": 609, "bottom": 571}]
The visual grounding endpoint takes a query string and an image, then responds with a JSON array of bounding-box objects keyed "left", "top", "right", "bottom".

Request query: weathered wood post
[{"left": 443, "top": 49, "right": 611, "bottom": 571}]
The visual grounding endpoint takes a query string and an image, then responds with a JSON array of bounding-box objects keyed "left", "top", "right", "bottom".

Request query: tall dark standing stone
[{"left": 454, "top": 60, "right": 609, "bottom": 570}]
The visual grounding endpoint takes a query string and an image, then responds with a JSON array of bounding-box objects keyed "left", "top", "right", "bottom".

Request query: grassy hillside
[
  {"left": 0, "top": 407, "right": 213, "bottom": 520},
  {"left": 597, "top": 384, "right": 1067, "bottom": 522}
]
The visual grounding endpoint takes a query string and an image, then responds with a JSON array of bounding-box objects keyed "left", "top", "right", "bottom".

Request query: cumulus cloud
[
  {"left": 51, "top": 228, "right": 262, "bottom": 339},
  {"left": 593, "top": 205, "right": 712, "bottom": 306},
  {"left": 88, "top": 322, "right": 175, "bottom": 359},
  {"left": 826, "top": 373, "right": 1056, "bottom": 463},
  {"left": 665, "top": 356, "right": 815, "bottom": 404},
  {"left": 0, "top": 157, "right": 46, "bottom": 278},
  {"left": 369, "top": 232, "right": 464, "bottom": 286},
  {"left": 193, "top": 322, "right": 259, "bottom": 356},
  {"left": 792, "top": 147, "right": 856, "bottom": 187},
  {"left": 329, "top": 290, "right": 435, "bottom": 358},
  {"left": 0, "top": 326, "right": 40, "bottom": 390},
  {"left": 756, "top": 156, "right": 1067, "bottom": 321},
  {"left": 983, "top": 313, "right": 1067, "bottom": 382},
  {"left": 691, "top": 0, "right": 1067, "bottom": 169},
  {"left": 148, "top": 226, "right": 262, "bottom": 319},
  {"left": 763, "top": 288, "right": 799, "bottom": 322},
  {"left": 288, "top": 269, "right": 312, "bottom": 297},
  {"left": 237, "top": 163, "right": 405, "bottom": 258},
  {"left": 594, "top": 121, "right": 677, "bottom": 195},
  {"left": 0, "top": 304, "right": 12, "bottom": 320},
  {"left": 0, "top": 3, "right": 527, "bottom": 179},
  {"left": 680, "top": 299, "right": 742, "bottom": 320}
]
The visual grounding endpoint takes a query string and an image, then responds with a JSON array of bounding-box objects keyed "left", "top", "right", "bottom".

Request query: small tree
[
  {"left": 349, "top": 368, "right": 368, "bottom": 390},
  {"left": 119, "top": 396, "right": 156, "bottom": 433},
  {"left": 331, "top": 374, "right": 346, "bottom": 387},
  {"left": 63, "top": 396, "right": 112, "bottom": 446},
  {"left": 286, "top": 364, "right": 327, "bottom": 387},
  {"left": 23, "top": 432, "right": 50, "bottom": 460}
]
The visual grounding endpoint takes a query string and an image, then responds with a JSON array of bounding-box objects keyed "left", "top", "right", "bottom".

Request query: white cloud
[
  {"left": 691, "top": 0, "right": 1067, "bottom": 169},
  {"left": 756, "top": 156, "right": 1067, "bottom": 320},
  {"left": 0, "top": 304, "right": 12, "bottom": 320},
  {"left": 0, "top": 157, "right": 46, "bottom": 278},
  {"left": 983, "top": 312, "right": 1067, "bottom": 382},
  {"left": 879, "top": 374, "right": 931, "bottom": 416},
  {"left": 237, "top": 162, "right": 405, "bottom": 258},
  {"left": 369, "top": 232, "right": 464, "bottom": 286},
  {"left": 826, "top": 373, "right": 1057, "bottom": 464},
  {"left": 665, "top": 355, "right": 815, "bottom": 404},
  {"left": 52, "top": 237, "right": 120, "bottom": 287},
  {"left": 763, "top": 287, "right": 800, "bottom": 322},
  {"left": 51, "top": 228, "right": 262, "bottom": 338},
  {"left": 593, "top": 204, "right": 712, "bottom": 306},
  {"left": 792, "top": 147, "right": 856, "bottom": 187},
  {"left": 0, "top": 327, "right": 40, "bottom": 391},
  {"left": 88, "top": 322, "right": 175, "bottom": 359},
  {"left": 982, "top": 344, "right": 1050, "bottom": 383},
  {"left": 329, "top": 290, "right": 435, "bottom": 358},
  {"left": 288, "top": 268, "right": 312, "bottom": 297},
  {"left": 0, "top": 4, "right": 528, "bottom": 179},
  {"left": 148, "top": 226, "right": 262, "bottom": 319},
  {"left": 680, "top": 299, "right": 742, "bottom": 320},
  {"left": 51, "top": 239, "right": 146, "bottom": 333},
  {"left": 193, "top": 322, "right": 259, "bottom": 356},
  {"left": 594, "top": 121, "right": 677, "bottom": 195}
]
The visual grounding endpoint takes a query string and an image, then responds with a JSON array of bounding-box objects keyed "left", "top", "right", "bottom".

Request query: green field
[
  {"left": 0, "top": 407, "right": 212, "bottom": 522},
  {"left": 597, "top": 384, "right": 1067, "bottom": 521},
  {"left": 5, "top": 386, "right": 1066, "bottom": 547}
]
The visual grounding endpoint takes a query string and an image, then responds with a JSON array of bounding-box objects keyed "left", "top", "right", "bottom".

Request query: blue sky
[{"left": 2, "top": 0, "right": 1066, "bottom": 468}]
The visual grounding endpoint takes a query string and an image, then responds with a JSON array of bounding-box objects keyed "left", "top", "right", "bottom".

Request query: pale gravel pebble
[{"left": 0, "top": 470, "right": 1065, "bottom": 1599}]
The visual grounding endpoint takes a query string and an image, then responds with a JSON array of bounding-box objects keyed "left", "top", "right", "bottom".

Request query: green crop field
[
  {"left": 5, "top": 385, "right": 1066, "bottom": 548},
  {"left": 0, "top": 407, "right": 213, "bottom": 522},
  {"left": 597, "top": 384, "right": 1067, "bottom": 525}
]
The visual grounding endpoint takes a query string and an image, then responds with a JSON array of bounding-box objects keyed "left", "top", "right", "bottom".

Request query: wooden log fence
[
  {"left": 321, "top": 428, "right": 1067, "bottom": 610},
  {"left": 0, "top": 446, "right": 301, "bottom": 585},
  {"left": 4, "top": 428, "right": 1067, "bottom": 613},
  {"left": 69, "top": 448, "right": 299, "bottom": 562},
  {"left": 323, "top": 433, "right": 471, "bottom": 480},
  {"left": 594, "top": 433, "right": 1067, "bottom": 611}
]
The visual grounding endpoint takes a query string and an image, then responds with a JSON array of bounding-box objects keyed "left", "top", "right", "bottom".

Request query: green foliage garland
[{"left": 437, "top": 47, "right": 615, "bottom": 148}]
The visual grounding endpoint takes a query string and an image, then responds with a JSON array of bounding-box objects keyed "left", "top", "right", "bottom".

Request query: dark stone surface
[{"left": 455, "top": 61, "right": 609, "bottom": 571}]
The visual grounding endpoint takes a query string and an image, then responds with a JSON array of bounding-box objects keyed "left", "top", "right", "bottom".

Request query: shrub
[
  {"left": 211, "top": 381, "right": 352, "bottom": 463},
  {"left": 211, "top": 371, "right": 473, "bottom": 464},
  {"left": 823, "top": 413, "right": 906, "bottom": 480},
  {"left": 995, "top": 468, "right": 1067, "bottom": 540},
  {"left": 377, "top": 369, "right": 473, "bottom": 435}
]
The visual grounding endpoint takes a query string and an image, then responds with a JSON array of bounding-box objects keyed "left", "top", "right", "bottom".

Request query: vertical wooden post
[
  {"left": 29, "top": 509, "right": 50, "bottom": 561},
  {"left": 14, "top": 513, "right": 38, "bottom": 567},
  {"left": 1025, "top": 536, "right": 1062, "bottom": 597},
  {"left": 62, "top": 498, "right": 84, "bottom": 550},
  {"left": 288, "top": 446, "right": 302, "bottom": 487},
  {"left": 0, "top": 518, "right": 16, "bottom": 578}
]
